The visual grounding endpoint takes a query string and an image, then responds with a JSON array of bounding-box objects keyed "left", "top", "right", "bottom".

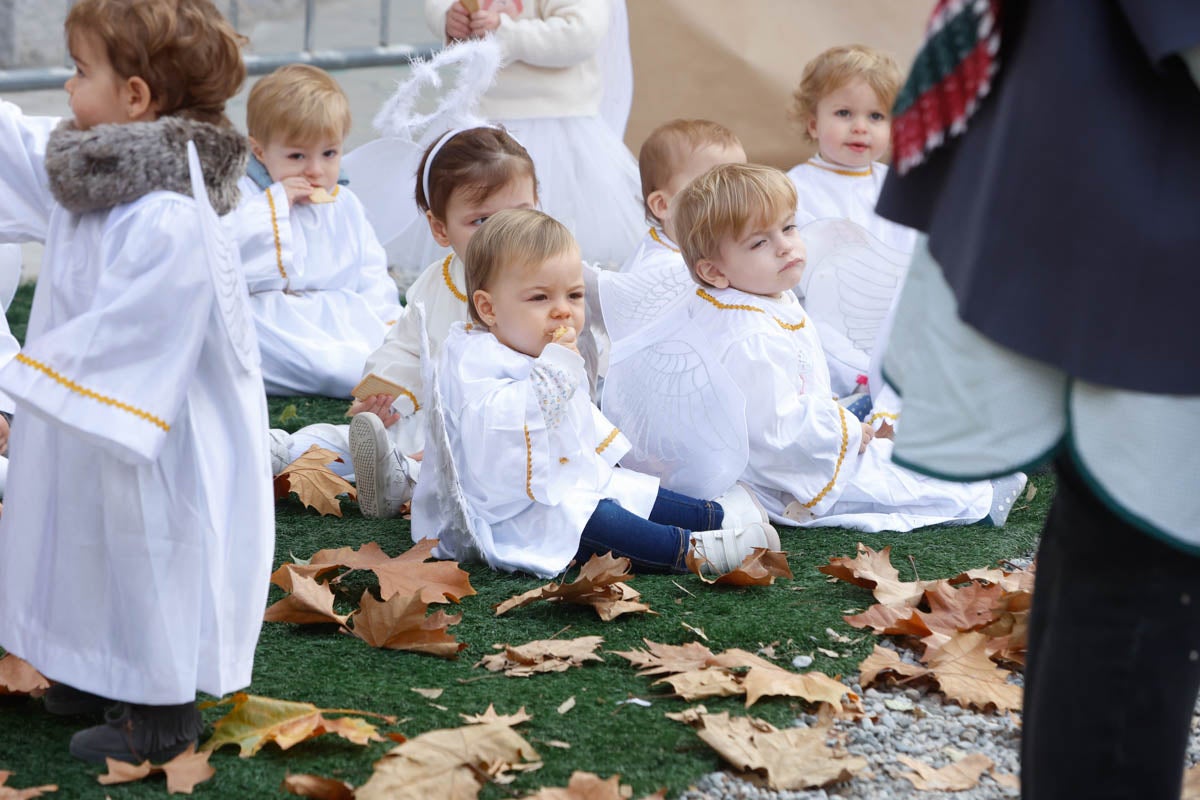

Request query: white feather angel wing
[
  {"left": 596, "top": 262, "right": 695, "bottom": 346},
  {"left": 342, "top": 38, "right": 503, "bottom": 289},
  {"left": 186, "top": 141, "right": 259, "bottom": 373},
  {"left": 797, "top": 218, "right": 910, "bottom": 356},
  {"left": 602, "top": 311, "right": 748, "bottom": 500}
]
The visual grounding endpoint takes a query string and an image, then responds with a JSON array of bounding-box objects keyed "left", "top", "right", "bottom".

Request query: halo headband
[{"left": 420, "top": 124, "right": 524, "bottom": 207}]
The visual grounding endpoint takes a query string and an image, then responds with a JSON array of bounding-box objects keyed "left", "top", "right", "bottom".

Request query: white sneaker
[
  {"left": 268, "top": 428, "right": 293, "bottom": 476},
  {"left": 987, "top": 472, "right": 1028, "bottom": 527},
  {"left": 690, "top": 522, "right": 781, "bottom": 575},
  {"left": 350, "top": 412, "right": 413, "bottom": 519},
  {"left": 715, "top": 482, "right": 769, "bottom": 529}
]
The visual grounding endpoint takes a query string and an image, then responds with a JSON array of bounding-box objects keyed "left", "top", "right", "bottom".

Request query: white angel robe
[
  {"left": 233, "top": 176, "right": 403, "bottom": 397},
  {"left": 788, "top": 155, "right": 918, "bottom": 254},
  {"left": 0, "top": 103, "right": 274, "bottom": 704},
  {"left": 413, "top": 323, "right": 658, "bottom": 577},
  {"left": 605, "top": 285, "right": 990, "bottom": 533},
  {"left": 619, "top": 227, "right": 686, "bottom": 274}
]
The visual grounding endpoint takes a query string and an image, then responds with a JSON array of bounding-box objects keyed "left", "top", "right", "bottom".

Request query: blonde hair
[
  {"left": 673, "top": 163, "right": 798, "bottom": 288},
  {"left": 638, "top": 119, "right": 743, "bottom": 225},
  {"left": 789, "top": 45, "right": 902, "bottom": 142},
  {"left": 463, "top": 209, "right": 579, "bottom": 325},
  {"left": 247, "top": 64, "right": 351, "bottom": 145},
  {"left": 65, "top": 0, "right": 245, "bottom": 127}
]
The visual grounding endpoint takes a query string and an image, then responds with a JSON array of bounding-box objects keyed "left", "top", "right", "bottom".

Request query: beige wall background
[{"left": 626, "top": 1, "right": 932, "bottom": 169}]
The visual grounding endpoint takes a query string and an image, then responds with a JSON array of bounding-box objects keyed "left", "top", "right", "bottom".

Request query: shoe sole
[{"left": 349, "top": 415, "right": 386, "bottom": 519}]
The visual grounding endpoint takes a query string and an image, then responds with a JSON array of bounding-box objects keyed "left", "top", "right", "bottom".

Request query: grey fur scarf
[{"left": 45, "top": 116, "right": 247, "bottom": 216}]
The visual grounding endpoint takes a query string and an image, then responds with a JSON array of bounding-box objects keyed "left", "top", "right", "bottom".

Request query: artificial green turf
[{"left": 0, "top": 283, "right": 1051, "bottom": 797}]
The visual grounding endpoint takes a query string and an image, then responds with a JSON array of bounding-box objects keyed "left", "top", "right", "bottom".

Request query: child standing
[
  {"left": 413, "top": 208, "right": 779, "bottom": 577},
  {"left": 0, "top": 0, "right": 272, "bottom": 763},
  {"left": 603, "top": 164, "right": 1025, "bottom": 532},
  {"left": 427, "top": 0, "right": 643, "bottom": 268},
  {"left": 234, "top": 64, "right": 402, "bottom": 397}
]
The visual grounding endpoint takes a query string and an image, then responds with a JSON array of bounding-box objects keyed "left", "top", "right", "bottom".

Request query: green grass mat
[{"left": 0, "top": 284, "right": 1050, "bottom": 797}]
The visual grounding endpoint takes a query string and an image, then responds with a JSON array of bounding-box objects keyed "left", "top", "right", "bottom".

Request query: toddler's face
[
  {"left": 65, "top": 32, "right": 137, "bottom": 130},
  {"left": 808, "top": 78, "right": 891, "bottom": 169},
  {"left": 430, "top": 175, "right": 537, "bottom": 257},
  {"left": 658, "top": 143, "right": 746, "bottom": 237},
  {"left": 701, "top": 211, "right": 807, "bottom": 297},
  {"left": 254, "top": 135, "right": 344, "bottom": 192},
  {"left": 477, "top": 249, "right": 586, "bottom": 358}
]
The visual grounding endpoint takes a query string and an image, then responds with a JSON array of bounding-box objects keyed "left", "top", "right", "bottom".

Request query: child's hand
[
  {"left": 347, "top": 393, "right": 401, "bottom": 428},
  {"left": 445, "top": 2, "right": 472, "bottom": 40},
  {"left": 875, "top": 420, "right": 895, "bottom": 440},
  {"left": 281, "top": 176, "right": 316, "bottom": 207},
  {"left": 548, "top": 325, "right": 579, "bottom": 354},
  {"left": 859, "top": 422, "right": 875, "bottom": 454},
  {"left": 0, "top": 415, "right": 9, "bottom": 456},
  {"left": 469, "top": 8, "right": 503, "bottom": 36}
]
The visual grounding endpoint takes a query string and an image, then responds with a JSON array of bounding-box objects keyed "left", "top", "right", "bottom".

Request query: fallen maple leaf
[
  {"left": 923, "top": 631, "right": 1023, "bottom": 712},
  {"left": 476, "top": 636, "right": 604, "bottom": 677},
  {"left": 494, "top": 554, "right": 654, "bottom": 621},
  {"left": 203, "top": 693, "right": 391, "bottom": 757},
  {"left": 517, "top": 771, "right": 666, "bottom": 800},
  {"left": 281, "top": 773, "right": 356, "bottom": 800},
  {"left": 347, "top": 590, "right": 465, "bottom": 658},
  {"left": 0, "top": 772, "right": 56, "bottom": 799},
  {"left": 896, "top": 753, "right": 994, "bottom": 791},
  {"left": 0, "top": 654, "right": 49, "bottom": 697},
  {"left": 96, "top": 744, "right": 214, "bottom": 794},
  {"left": 274, "top": 445, "right": 356, "bottom": 517},
  {"left": 459, "top": 704, "right": 532, "bottom": 727},
  {"left": 740, "top": 664, "right": 848, "bottom": 708},
  {"left": 920, "top": 579, "right": 1004, "bottom": 638},
  {"left": 366, "top": 539, "right": 476, "bottom": 604},
  {"left": 309, "top": 541, "right": 393, "bottom": 572},
  {"left": 686, "top": 547, "right": 793, "bottom": 586},
  {"left": 610, "top": 639, "right": 716, "bottom": 676},
  {"left": 355, "top": 723, "right": 540, "bottom": 800},
  {"left": 991, "top": 771, "right": 1021, "bottom": 791},
  {"left": 857, "top": 644, "right": 929, "bottom": 687},
  {"left": 676, "top": 711, "right": 866, "bottom": 790},
  {"left": 263, "top": 569, "right": 350, "bottom": 626},
  {"left": 819, "top": 543, "right": 929, "bottom": 607},
  {"left": 843, "top": 604, "right": 933, "bottom": 638}
]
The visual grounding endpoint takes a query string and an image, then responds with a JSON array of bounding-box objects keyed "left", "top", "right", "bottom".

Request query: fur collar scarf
[{"left": 45, "top": 116, "right": 247, "bottom": 216}]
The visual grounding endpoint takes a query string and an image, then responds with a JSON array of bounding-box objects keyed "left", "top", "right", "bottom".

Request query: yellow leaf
[
  {"left": 202, "top": 693, "right": 389, "bottom": 757},
  {"left": 896, "top": 753, "right": 995, "bottom": 791},
  {"left": 0, "top": 654, "right": 50, "bottom": 697},
  {"left": 274, "top": 445, "right": 356, "bottom": 517},
  {"left": 348, "top": 590, "right": 465, "bottom": 659}
]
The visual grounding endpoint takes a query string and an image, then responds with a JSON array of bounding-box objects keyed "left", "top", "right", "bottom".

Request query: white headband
[{"left": 420, "top": 124, "right": 523, "bottom": 206}]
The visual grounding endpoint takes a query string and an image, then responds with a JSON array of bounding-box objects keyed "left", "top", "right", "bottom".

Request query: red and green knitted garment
[{"left": 891, "top": 0, "right": 1001, "bottom": 175}]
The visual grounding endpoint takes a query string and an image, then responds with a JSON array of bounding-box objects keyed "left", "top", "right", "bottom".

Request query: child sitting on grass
[
  {"left": 412, "top": 208, "right": 779, "bottom": 578},
  {"left": 234, "top": 64, "right": 402, "bottom": 398},
  {"left": 603, "top": 164, "right": 1025, "bottom": 532},
  {"left": 0, "top": 0, "right": 272, "bottom": 764}
]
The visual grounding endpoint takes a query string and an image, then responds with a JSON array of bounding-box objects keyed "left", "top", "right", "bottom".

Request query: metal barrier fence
[{"left": 0, "top": 0, "right": 439, "bottom": 92}]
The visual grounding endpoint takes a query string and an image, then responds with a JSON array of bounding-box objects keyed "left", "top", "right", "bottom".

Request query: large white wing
[
  {"left": 186, "top": 141, "right": 260, "bottom": 373},
  {"left": 417, "top": 305, "right": 482, "bottom": 557},
  {"left": 798, "top": 218, "right": 910, "bottom": 355},
  {"left": 596, "top": 263, "right": 695, "bottom": 346},
  {"left": 603, "top": 311, "right": 748, "bottom": 500}
]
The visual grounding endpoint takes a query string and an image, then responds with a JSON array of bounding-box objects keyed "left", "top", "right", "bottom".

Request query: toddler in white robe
[
  {"left": 233, "top": 64, "right": 403, "bottom": 397},
  {"left": 603, "top": 163, "right": 1025, "bottom": 533},
  {"left": 786, "top": 45, "right": 918, "bottom": 407},
  {"left": 0, "top": 0, "right": 272, "bottom": 765},
  {"left": 413, "top": 207, "right": 780, "bottom": 577}
]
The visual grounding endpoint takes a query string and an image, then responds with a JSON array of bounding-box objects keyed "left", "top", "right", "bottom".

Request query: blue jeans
[{"left": 577, "top": 488, "right": 724, "bottom": 573}]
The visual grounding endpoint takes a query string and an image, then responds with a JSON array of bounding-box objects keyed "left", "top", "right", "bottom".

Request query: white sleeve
[
  {"left": 0, "top": 196, "right": 213, "bottom": 464},
  {"left": 230, "top": 182, "right": 294, "bottom": 288},
  {"left": 868, "top": 383, "right": 902, "bottom": 433},
  {"left": 0, "top": 101, "right": 59, "bottom": 244},
  {"left": 724, "top": 332, "right": 854, "bottom": 515},
  {"left": 0, "top": 305, "right": 19, "bottom": 414},
  {"left": 493, "top": 0, "right": 609, "bottom": 69}
]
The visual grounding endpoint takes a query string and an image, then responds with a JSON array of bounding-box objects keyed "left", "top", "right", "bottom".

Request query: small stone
[{"left": 792, "top": 654, "right": 814, "bottom": 669}]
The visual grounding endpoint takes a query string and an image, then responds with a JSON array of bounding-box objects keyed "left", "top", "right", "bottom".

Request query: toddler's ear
[
  {"left": 473, "top": 289, "right": 495, "bottom": 326},
  {"left": 427, "top": 210, "right": 452, "bottom": 247},
  {"left": 646, "top": 189, "right": 670, "bottom": 228},
  {"left": 695, "top": 258, "right": 730, "bottom": 289},
  {"left": 248, "top": 136, "right": 266, "bottom": 162}
]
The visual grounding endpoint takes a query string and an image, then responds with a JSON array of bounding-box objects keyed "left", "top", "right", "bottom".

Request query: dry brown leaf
[
  {"left": 740, "top": 665, "right": 848, "bottom": 708},
  {"left": 663, "top": 705, "right": 709, "bottom": 724},
  {"left": 270, "top": 561, "right": 341, "bottom": 592},
  {"left": 368, "top": 539, "right": 477, "bottom": 604},
  {"left": 263, "top": 569, "right": 350, "bottom": 626},
  {"left": 309, "top": 541, "right": 394, "bottom": 573},
  {"left": 348, "top": 590, "right": 465, "bottom": 658},
  {"left": 923, "top": 632, "right": 1023, "bottom": 711},
  {"left": 517, "top": 771, "right": 637, "bottom": 800},
  {"left": 476, "top": 636, "right": 605, "bottom": 677},
  {"left": 653, "top": 669, "right": 744, "bottom": 700},
  {"left": 992, "top": 771, "right": 1021, "bottom": 790},
  {"left": 920, "top": 580, "right": 1004, "bottom": 636},
  {"left": 494, "top": 553, "right": 654, "bottom": 621},
  {"left": 203, "top": 693, "right": 391, "bottom": 757},
  {"left": 355, "top": 723, "right": 540, "bottom": 800},
  {"left": 686, "top": 547, "right": 793, "bottom": 586},
  {"left": 844, "top": 604, "right": 933, "bottom": 638},
  {"left": 0, "top": 654, "right": 50, "bottom": 697},
  {"left": 459, "top": 704, "right": 532, "bottom": 726},
  {"left": 96, "top": 744, "right": 215, "bottom": 793},
  {"left": 281, "top": 773, "right": 355, "bottom": 800},
  {"left": 610, "top": 639, "right": 716, "bottom": 676},
  {"left": 819, "top": 543, "right": 929, "bottom": 607},
  {"left": 684, "top": 711, "right": 866, "bottom": 790},
  {"left": 274, "top": 445, "right": 356, "bottom": 517},
  {"left": 0, "top": 772, "right": 56, "bottom": 799},
  {"left": 411, "top": 688, "right": 444, "bottom": 700},
  {"left": 858, "top": 644, "right": 930, "bottom": 687},
  {"left": 896, "top": 753, "right": 994, "bottom": 791}
]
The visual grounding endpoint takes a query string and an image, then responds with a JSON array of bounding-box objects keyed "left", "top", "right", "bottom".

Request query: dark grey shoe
[
  {"left": 43, "top": 683, "right": 114, "bottom": 717},
  {"left": 69, "top": 701, "right": 203, "bottom": 764}
]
